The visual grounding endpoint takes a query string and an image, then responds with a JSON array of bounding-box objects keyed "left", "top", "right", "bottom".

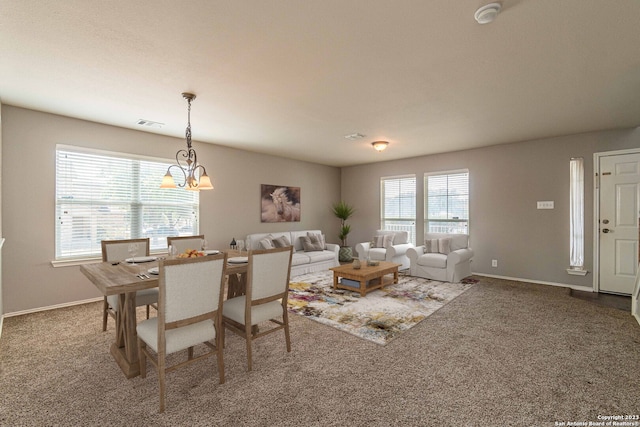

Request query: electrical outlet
[
  {"left": 537, "top": 201, "right": 554, "bottom": 209},
  {"left": 491, "top": 259, "right": 498, "bottom": 267}
]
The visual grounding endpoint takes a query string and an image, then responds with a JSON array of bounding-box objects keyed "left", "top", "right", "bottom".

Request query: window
[
  {"left": 381, "top": 175, "right": 416, "bottom": 244},
  {"left": 425, "top": 171, "right": 469, "bottom": 234},
  {"left": 569, "top": 157, "right": 585, "bottom": 272},
  {"left": 55, "top": 145, "right": 199, "bottom": 260}
]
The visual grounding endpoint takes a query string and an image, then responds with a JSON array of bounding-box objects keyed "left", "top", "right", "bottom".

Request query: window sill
[
  {"left": 51, "top": 251, "right": 167, "bottom": 268},
  {"left": 566, "top": 268, "right": 588, "bottom": 276}
]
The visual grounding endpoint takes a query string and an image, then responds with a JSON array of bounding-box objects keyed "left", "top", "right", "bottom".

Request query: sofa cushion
[
  {"left": 272, "top": 235, "right": 291, "bottom": 248},
  {"left": 417, "top": 253, "right": 447, "bottom": 268},
  {"left": 301, "top": 233, "right": 324, "bottom": 251},
  {"left": 305, "top": 250, "right": 336, "bottom": 263},
  {"left": 369, "top": 248, "right": 386, "bottom": 261},
  {"left": 291, "top": 252, "right": 311, "bottom": 266},
  {"left": 291, "top": 230, "right": 323, "bottom": 252},
  {"left": 392, "top": 231, "right": 409, "bottom": 245},
  {"left": 439, "top": 238, "right": 452, "bottom": 255},
  {"left": 425, "top": 239, "right": 439, "bottom": 253},
  {"left": 259, "top": 235, "right": 275, "bottom": 250},
  {"left": 425, "top": 233, "right": 468, "bottom": 251}
]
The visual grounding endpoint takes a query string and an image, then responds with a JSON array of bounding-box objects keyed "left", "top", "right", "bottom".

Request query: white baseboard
[
  {"left": 473, "top": 272, "right": 594, "bottom": 292},
  {"left": 3, "top": 297, "right": 103, "bottom": 318},
  {"left": 0, "top": 315, "right": 3, "bottom": 340}
]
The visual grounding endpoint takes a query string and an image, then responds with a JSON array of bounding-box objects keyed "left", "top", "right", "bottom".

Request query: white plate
[
  {"left": 148, "top": 266, "right": 159, "bottom": 275},
  {"left": 228, "top": 256, "right": 248, "bottom": 264},
  {"left": 125, "top": 256, "right": 157, "bottom": 263},
  {"left": 203, "top": 250, "right": 220, "bottom": 255}
]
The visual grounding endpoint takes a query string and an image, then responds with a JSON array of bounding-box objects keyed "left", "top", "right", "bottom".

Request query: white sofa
[
  {"left": 354, "top": 230, "right": 413, "bottom": 270},
  {"left": 245, "top": 230, "right": 339, "bottom": 277},
  {"left": 406, "top": 233, "right": 473, "bottom": 283}
]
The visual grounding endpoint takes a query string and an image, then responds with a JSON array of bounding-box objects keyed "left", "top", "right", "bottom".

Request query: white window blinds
[
  {"left": 55, "top": 146, "right": 199, "bottom": 260},
  {"left": 381, "top": 176, "right": 416, "bottom": 244},
  {"left": 425, "top": 171, "right": 469, "bottom": 234}
]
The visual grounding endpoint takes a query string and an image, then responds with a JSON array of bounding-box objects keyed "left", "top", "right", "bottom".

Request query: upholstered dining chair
[
  {"left": 222, "top": 246, "right": 293, "bottom": 371},
  {"left": 136, "top": 253, "right": 228, "bottom": 413},
  {"left": 101, "top": 238, "right": 158, "bottom": 331},
  {"left": 166, "top": 235, "right": 205, "bottom": 255}
]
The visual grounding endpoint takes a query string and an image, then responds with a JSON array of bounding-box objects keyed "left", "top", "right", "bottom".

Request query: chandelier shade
[{"left": 160, "top": 92, "right": 213, "bottom": 191}]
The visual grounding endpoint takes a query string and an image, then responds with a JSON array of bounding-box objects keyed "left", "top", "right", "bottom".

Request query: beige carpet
[{"left": 1, "top": 275, "right": 640, "bottom": 426}]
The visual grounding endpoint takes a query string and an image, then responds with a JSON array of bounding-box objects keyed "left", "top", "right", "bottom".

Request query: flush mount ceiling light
[
  {"left": 474, "top": 2, "right": 501, "bottom": 24},
  {"left": 160, "top": 92, "right": 213, "bottom": 192},
  {"left": 371, "top": 141, "right": 389, "bottom": 152}
]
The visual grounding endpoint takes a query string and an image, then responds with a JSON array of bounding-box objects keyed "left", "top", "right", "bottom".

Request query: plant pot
[{"left": 339, "top": 246, "right": 353, "bottom": 262}]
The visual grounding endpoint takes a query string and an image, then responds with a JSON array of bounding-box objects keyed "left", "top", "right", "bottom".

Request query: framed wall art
[{"left": 261, "top": 184, "right": 301, "bottom": 223}]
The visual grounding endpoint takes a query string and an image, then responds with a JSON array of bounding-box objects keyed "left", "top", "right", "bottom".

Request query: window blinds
[{"left": 55, "top": 147, "right": 199, "bottom": 259}]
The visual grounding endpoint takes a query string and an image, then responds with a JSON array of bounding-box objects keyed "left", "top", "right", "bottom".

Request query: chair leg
[
  {"left": 245, "top": 323, "right": 253, "bottom": 371},
  {"left": 216, "top": 320, "right": 225, "bottom": 384},
  {"left": 138, "top": 339, "right": 147, "bottom": 378},
  {"left": 102, "top": 297, "right": 109, "bottom": 332},
  {"left": 283, "top": 309, "right": 291, "bottom": 353},
  {"left": 188, "top": 346, "right": 194, "bottom": 360},
  {"left": 158, "top": 352, "right": 166, "bottom": 413},
  {"left": 146, "top": 304, "right": 150, "bottom": 319}
]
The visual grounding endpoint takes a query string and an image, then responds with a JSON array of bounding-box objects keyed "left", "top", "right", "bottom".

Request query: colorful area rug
[{"left": 288, "top": 271, "right": 476, "bottom": 345}]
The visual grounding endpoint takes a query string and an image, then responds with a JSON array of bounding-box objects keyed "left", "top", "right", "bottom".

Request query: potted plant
[{"left": 332, "top": 200, "right": 355, "bottom": 262}]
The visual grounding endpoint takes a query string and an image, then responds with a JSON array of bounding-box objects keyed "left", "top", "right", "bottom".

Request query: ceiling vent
[
  {"left": 136, "top": 119, "right": 164, "bottom": 129},
  {"left": 344, "top": 133, "right": 366, "bottom": 140}
]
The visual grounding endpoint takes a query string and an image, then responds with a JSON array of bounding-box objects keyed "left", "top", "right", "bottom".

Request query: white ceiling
[{"left": 1, "top": 1, "right": 639, "bottom": 167}]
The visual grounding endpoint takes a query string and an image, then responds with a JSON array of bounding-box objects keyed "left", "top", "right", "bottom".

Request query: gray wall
[
  {"left": 1, "top": 106, "right": 340, "bottom": 314},
  {"left": 342, "top": 128, "right": 640, "bottom": 288}
]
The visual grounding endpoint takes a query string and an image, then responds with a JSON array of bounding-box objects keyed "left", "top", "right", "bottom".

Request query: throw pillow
[
  {"left": 438, "top": 238, "right": 452, "bottom": 255},
  {"left": 272, "top": 235, "right": 291, "bottom": 248},
  {"left": 382, "top": 234, "right": 394, "bottom": 248},
  {"left": 258, "top": 235, "right": 275, "bottom": 250},
  {"left": 307, "top": 232, "right": 325, "bottom": 249},
  {"left": 424, "top": 239, "right": 439, "bottom": 253},
  {"left": 372, "top": 235, "right": 384, "bottom": 248},
  {"left": 301, "top": 234, "right": 324, "bottom": 252}
]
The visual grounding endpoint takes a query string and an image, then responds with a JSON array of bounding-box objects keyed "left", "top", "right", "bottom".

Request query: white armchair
[
  {"left": 355, "top": 230, "right": 413, "bottom": 270},
  {"left": 407, "top": 233, "right": 473, "bottom": 283}
]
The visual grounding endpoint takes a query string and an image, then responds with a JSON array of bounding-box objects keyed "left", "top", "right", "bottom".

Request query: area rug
[{"left": 288, "top": 271, "right": 476, "bottom": 345}]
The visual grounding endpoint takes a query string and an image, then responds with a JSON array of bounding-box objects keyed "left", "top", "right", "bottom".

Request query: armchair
[
  {"left": 355, "top": 230, "right": 413, "bottom": 270},
  {"left": 407, "top": 233, "right": 473, "bottom": 283}
]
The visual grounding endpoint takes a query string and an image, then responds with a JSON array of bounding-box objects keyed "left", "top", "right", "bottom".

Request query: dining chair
[
  {"left": 101, "top": 238, "right": 158, "bottom": 331},
  {"left": 136, "top": 253, "right": 227, "bottom": 413},
  {"left": 166, "top": 235, "right": 205, "bottom": 255},
  {"left": 222, "top": 246, "right": 293, "bottom": 371}
]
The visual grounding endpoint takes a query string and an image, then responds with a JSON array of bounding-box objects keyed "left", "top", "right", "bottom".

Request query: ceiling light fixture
[
  {"left": 160, "top": 92, "right": 213, "bottom": 191},
  {"left": 474, "top": 2, "right": 501, "bottom": 24},
  {"left": 371, "top": 141, "right": 389, "bottom": 152}
]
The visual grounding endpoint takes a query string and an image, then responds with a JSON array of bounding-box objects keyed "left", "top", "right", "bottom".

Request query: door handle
[{"left": 602, "top": 228, "right": 611, "bottom": 233}]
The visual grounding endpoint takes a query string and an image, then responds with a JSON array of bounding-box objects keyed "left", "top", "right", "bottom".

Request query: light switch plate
[{"left": 537, "top": 201, "right": 554, "bottom": 209}]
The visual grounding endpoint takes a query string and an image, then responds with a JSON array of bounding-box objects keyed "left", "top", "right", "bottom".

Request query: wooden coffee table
[{"left": 330, "top": 261, "right": 401, "bottom": 296}]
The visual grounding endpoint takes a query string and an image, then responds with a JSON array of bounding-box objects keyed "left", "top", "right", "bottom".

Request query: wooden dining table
[{"left": 80, "top": 250, "right": 248, "bottom": 378}]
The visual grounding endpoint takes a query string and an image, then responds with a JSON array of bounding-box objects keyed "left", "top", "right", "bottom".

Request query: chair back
[
  {"left": 375, "top": 230, "right": 409, "bottom": 245},
  {"left": 159, "top": 253, "right": 226, "bottom": 325},
  {"left": 247, "top": 247, "right": 293, "bottom": 302},
  {"left": 167, "top": 235, "right": 205, "bottom": 255},
  {"left": 101, "top": 238, "right": 150, "bottom": 262}
]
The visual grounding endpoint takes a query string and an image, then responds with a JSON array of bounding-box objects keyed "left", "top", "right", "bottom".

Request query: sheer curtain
[{"left": 569, "top": 157, "right": 584, "bottom": 269}]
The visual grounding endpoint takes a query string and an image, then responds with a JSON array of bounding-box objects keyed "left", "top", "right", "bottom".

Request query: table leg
[
  {"left": 333, "top": 273, "right": 338, "bottom": 290},
  {"left": 359, "top": 280, "right": 366, "bottom": 297},
  {"left": 110, "top": 291, "right": 140, "bottom": 378},
  {"left": 393, "top": 269, "right": 399, "bottom": 284}
]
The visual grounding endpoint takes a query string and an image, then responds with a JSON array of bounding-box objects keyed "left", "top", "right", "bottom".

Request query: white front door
[{"left": 599, "top": 152, "right": 640, "bottom": 295}]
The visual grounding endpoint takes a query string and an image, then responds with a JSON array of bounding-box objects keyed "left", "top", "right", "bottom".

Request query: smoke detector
[{"left": 474, "top": 3, "right": 501, "bottom": 24}]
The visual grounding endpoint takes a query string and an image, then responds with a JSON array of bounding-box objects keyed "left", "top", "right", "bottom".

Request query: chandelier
[{"left": 160, "top": 92, "right": 213, "bottom": 191}]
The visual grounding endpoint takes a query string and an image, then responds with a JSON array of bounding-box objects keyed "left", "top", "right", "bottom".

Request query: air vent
[
  {"left": 136, "top": 119, "right": 164, "bottom": 129},
  {"left": 344, "top": 133, "right": 366, "bottom": 140}
]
